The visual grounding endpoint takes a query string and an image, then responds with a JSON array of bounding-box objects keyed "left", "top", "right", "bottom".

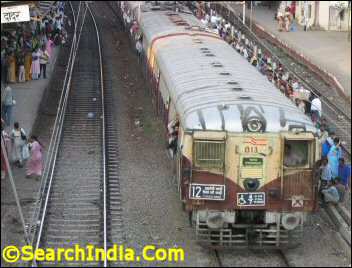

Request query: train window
[
  {"left": 194, "top": 140, "right": 225, "bottom": 170},
  {"left": 283, "top": 140, "right": 309, "bottom": 168}
]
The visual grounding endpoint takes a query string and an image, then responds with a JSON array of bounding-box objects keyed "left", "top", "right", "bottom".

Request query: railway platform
[
  {"left": 1, "top": 46, "right": 60, "bottom": 266},
  {"left": 227, "top": 3, "right": 351, "bottom": 99},
  {"left": 2, "top": 47, "right": 60, "bottom": 134}
]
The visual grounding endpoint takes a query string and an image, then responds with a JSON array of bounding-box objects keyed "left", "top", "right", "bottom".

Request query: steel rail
[
  {"left": 28, "top": 1, "right": 79, "bottom": 246},
  {"left": 30, "top": 1, "right": 108, "bottom": 266},
  {"left": 86, "top": 3, "right": 108, "bottom": 267},
  {"left": 31, "top": 2, "right": 89, "bottom": 266}
]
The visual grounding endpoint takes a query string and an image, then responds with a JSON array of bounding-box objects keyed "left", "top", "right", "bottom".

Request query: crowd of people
[
  {"left": 1, "top": 2, "right": 67, "bottom": 85},
  {"left": 0, "top": 2, "right": 68, "bottom": 180},
  {"left": 199, "top": 10, "right": 322, "bottom": 124},
  {"left": 1, "top": 119, "right": 44, "bottom": 180},
  {"left": 276, "top": 2, "right": 296, "bottom": 32}
]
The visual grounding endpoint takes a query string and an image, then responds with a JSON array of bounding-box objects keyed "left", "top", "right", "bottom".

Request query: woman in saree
[
  {"left": 7, "top": 52, "right": 17, "bottom": 83},
  {"left": 24, "top": 49, "right": 32, "bottom": 81},
  {"left": 46, "top": 35, "right": 54, "bottom": 58},
  {"left": 31, "top": 47, "right": 41, "bottom": 80},
  {"left": 26, "top": 136, "right": 44, "bottom": 178}
]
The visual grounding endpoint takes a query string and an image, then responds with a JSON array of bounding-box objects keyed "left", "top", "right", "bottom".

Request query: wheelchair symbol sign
[{"left": 237, "top": 192, "right": 265, "bottom": 206}]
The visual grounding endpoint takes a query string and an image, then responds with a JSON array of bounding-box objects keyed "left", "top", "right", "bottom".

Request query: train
[{"left": 116, "top": 1, "right": 321, "bottom": 248}]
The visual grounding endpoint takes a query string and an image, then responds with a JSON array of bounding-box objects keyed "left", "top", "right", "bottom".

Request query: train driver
[{"left": 284, "top": 143, "right": 304, "bottom": 167}]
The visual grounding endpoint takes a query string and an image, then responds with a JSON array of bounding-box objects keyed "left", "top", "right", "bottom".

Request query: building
[{"left": 282, "top": 1, "right": 351, "bottom": 31}]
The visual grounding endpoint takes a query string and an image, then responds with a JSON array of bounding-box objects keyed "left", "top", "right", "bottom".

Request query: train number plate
[
  {"left": 189, "top": 183, "right": 225, "bottom": 201},
  {"left": 237, "top": 192, "right": 265, "bottom": 206}
]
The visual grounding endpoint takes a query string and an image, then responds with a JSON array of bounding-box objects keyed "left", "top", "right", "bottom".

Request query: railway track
[
  {"left": 29, "top": 2, "right": 124, "bottom": 267},
  {"left": 213, "top": 248, "right": 292, "bottom": 267},
  {"left": 104, "top": 2, "right": 296, "bottom": 267},
  {"left": 213, "top": 3, "right": 351, "bottom": 161}
]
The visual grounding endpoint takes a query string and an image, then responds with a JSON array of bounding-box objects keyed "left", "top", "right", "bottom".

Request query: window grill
[{"left": 193, "top": 140, "right": 225, "bottom": 170}]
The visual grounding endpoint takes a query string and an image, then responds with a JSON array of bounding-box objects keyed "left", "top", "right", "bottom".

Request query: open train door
[{"left": 281, "top": 131, "right": 320, "bottom": 211}]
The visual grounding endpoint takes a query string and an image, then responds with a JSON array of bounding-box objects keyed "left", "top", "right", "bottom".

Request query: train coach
[{"left": 118, "top": 1, "right": 321, "bottom": 248}]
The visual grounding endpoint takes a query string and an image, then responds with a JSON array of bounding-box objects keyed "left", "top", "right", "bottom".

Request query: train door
[{"left": 281, "top": 133, "right": 319, "bottom": 206}]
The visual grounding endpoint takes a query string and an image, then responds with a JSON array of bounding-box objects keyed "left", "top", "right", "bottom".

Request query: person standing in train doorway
[
  {"left": 310, "top": 94, "right": 322, "bottom": 124},
  {"left": 167, "top": 119, "right": 180, "bottom": 158}
]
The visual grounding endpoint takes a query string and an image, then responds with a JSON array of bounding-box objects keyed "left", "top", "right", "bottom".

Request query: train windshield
[{"left": 283, "top": 140, "right": 309, "bottom": 168}]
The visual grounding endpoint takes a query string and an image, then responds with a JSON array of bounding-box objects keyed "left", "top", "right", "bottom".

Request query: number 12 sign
[{"left": 189, "top": 183, "right": 226, "bottom": 201}]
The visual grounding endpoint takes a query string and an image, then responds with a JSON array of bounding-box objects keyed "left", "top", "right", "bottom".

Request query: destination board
[{"left": 189, "top": 183, "right": 225, "bottom": 201}]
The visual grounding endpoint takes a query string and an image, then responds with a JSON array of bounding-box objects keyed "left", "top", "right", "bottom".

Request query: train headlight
[
  {"left": 206, "top": 212, "right": 225, "bottom": 229},
  {"left": 282, "top": 213, "right": 301, "bottom": 230},
  {"left": 243, "top": 178, "right": 260, "bottom": 191},
  {"left": 247, "top": 117, "right": 264, "bottom": 132}
]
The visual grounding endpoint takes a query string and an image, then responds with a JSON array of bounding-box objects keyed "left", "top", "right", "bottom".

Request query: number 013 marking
[{"left": 244, "top": 146, "right": 258, "bottom": 153}]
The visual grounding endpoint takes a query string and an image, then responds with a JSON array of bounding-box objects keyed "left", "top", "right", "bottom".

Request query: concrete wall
[
  {"left": 318, "top": 1, "right": 330, "bottom": 30},
  {"left": 329, "top": 5, "right": 351, "bottom": 31},
  {"left": 295, "top": 1, "right": 351, "bottom": 31}
]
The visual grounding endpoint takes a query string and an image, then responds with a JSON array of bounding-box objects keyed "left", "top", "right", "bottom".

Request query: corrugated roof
[{"left": 139, "top": 6, "right": 316, "bottom": 133}]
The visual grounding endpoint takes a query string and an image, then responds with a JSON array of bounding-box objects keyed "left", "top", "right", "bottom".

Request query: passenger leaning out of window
[{"left": 167, "top": 119, "right": 179, "bottom": 158}]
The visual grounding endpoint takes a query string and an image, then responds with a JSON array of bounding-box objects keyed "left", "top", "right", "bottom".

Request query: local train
[{"left": 117, "top": 1, "right": 321, "bottom": 248}]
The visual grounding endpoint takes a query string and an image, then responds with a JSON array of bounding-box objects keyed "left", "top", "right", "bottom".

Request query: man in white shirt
[
  {"left": 311, "top": 95, "right": 322, "bottom": 123},
  {"left": 39, "top": 45, "right": 49, "bottom": 79}
]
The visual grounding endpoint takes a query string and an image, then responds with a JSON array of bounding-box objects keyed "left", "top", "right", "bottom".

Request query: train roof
[{"left": 137, "top": 3, "right": 317, "bottom": 133}]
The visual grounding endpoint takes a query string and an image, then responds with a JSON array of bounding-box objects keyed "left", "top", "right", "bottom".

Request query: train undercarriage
[{"left": 191, "top": 210, "right": 305, "bottom": 248}]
